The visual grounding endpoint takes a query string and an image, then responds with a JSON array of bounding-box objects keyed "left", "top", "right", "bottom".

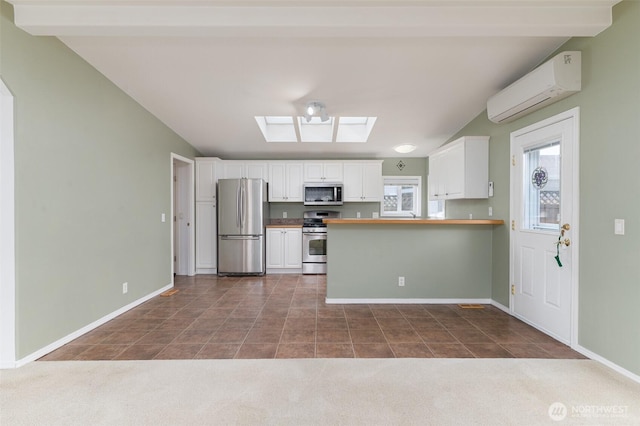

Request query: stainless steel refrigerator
[{"left": 217, "top": 178, "right": 269, "bottom": 275}]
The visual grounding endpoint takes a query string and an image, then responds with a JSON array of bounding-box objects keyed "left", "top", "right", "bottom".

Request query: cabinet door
[
  {"left": 343, "top": 163, "right": 364, "bottom": 201},
  {"left": 195, "top": 159, "right": 217, "bottom": 201},
  {"left": 195, "top": 202, "right": 217, "bottom": 269},
  {"left": 266, "top": 228, "right": 284, "bottom": 268},
  {"left": 223, "top": 161, "right": 245, "bottom": 179},
  {"left": 428, "top": 153, "right": 445, "bottom": 200},
  {"left": 303, "top": 163, "right": 325, "bottom": 182},
  {"left": 246, "top": 162, "right": 268, "bottom": 181},
  {"left": 361, "top": 162, "right": 383, "bottom": 201},
  {"left": 444, "top": 143, "right": 465, "bottom": 198},
  {"left": 285, "top": 163, "right": 304, "bottom": 201},
  {"left": 323, "top": 162, "right": 343, "bottom": 182},
  {"left": 283, "top": 228, "right": 302, "bottom": 268},
  {"left": 268, "top": 163, "right": 287, "bottom": 201}
]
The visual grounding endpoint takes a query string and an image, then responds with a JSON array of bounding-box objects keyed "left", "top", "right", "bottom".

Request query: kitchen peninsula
[{"left": 323, "top": 218, "right": 504, "bottom": 303}]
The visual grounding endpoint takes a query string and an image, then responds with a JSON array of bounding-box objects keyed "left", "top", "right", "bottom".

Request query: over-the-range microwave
[{"left": 303, "top": 183, "right": 343, "bottom": 206}]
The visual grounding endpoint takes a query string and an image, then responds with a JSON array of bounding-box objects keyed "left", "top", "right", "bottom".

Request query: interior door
[{"left": 510, "top": 110, "right": 578, "bottom": 344}]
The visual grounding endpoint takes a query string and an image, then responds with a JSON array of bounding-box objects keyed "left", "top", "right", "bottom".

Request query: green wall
[
  {"left": 1, "top": 2, "right": 200, "bottom": 358},
  {"left": 327, "top": 224, "right": 493, "bottom": 300},
  {"left": 449, "top": 1, "right": 640, "bottom": 375}
]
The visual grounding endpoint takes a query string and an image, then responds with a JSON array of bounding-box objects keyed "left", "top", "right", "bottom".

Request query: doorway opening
[
  {"left": 0, "top": 78, "right": 16, "bottom": 367},
  {"left": 171, "top": 154, "right": 195, "bottom": 278}
]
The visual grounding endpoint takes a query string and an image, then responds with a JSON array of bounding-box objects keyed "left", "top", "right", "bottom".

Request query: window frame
[
  {"left": 427, "top": 192, "right": 446, "bottom": 219},
  {"left": 380, "top": 176, "right": 422, "bottom": 218}
]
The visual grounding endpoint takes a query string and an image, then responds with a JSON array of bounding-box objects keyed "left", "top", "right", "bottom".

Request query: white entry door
[{"left": 510, "top": 108, "right": 579, "bottom": 344}]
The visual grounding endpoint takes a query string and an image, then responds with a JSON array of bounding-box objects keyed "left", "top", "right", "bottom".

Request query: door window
[{"left": 523, "top": 142, "right": 561, "bottom": 231}]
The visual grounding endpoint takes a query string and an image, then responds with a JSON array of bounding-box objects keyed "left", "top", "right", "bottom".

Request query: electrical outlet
[
  {"left": 122, "top": 282, "right": 128, "bottom": 294},
  {"left": 356, "top": 212, "right": 361, "bottom": 219},
  {"left": 372, "top": 212, "right": 379, "bottom": 219},
  {"left": 488, "top": 207, "right": 493, "bottom": 217},
  {"left": 283, "top": 212, "right": 287, "bottom": 218},
  {"left": 398, "top": 276, "right": 405, "bottom": 287}
]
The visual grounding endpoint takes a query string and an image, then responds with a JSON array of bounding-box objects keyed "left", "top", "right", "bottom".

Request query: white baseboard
[
  {"left": 196, "top": 268, "right": 217, "bottom": 274},
  {"left": 490, "top": 299, "right": 510, "bottom": 314},
  {"left": 489, "top": 299, "right": 640, "bottom": 385},
  {"left": 9, "top": 283, "right": 173, "bottom": 368},
  {"left": 573, "top": 344, "right": 640, "bottom": 385},
  {"left": 325, "top": 298, "right": 493, "bottom": 305},
  {"left": 266, "top": 268, "right": 303, "bottom": 275}
]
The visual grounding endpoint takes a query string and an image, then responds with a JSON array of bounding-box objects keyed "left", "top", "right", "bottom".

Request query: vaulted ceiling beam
[{"left": 8, "top": 0, "right": 620, "bottom": 38}]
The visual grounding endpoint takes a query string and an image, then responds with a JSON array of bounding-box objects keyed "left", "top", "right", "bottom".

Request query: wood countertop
[{"left": 323, "top": 218, "right": 504, "bottom": 225}]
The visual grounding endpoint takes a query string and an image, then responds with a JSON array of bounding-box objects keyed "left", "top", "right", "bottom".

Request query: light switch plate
[{"left": 614, "top": 219, "right": 625, "bottom": 235}]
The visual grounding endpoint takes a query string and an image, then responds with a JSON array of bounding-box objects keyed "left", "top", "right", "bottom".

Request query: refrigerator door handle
[
  {"left": 236, "top": 183, "right": 241, "bottom": 228},
  {"left": 240, "top": 179, "right": 245, "bottom": 230}
]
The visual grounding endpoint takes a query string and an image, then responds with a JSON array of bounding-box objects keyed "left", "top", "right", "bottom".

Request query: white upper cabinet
[
  {"left": 195, "top": 158, "right": 221, "bottom": 201},
  {"left": 428, "top": 136, "right": 489, "bottom": 200},
  {"left": 343, "top": 161, "right": 383, "bottom": 202},
  {"left": 303, "top": 161, "right": 343, "bottom": 182},
  {"left": 268, "top": 162, "right": 304, "bottom": 202},
  {"left": 222, "top": 161, "right": 268, "bottom": 180}
]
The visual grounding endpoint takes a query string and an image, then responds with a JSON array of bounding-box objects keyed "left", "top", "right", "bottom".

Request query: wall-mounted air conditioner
[{"left": 487, "top": 51, "right": 581, "bottom": 124}]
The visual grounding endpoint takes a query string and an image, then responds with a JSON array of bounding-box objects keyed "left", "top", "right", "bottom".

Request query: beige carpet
[{"left": 1, "top": 359, "right": 639, "bottom": 425}]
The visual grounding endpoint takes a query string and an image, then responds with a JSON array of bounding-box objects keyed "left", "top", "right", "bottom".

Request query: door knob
[{"left": 561, "top": 223, "right": 570, "bottom": 236}]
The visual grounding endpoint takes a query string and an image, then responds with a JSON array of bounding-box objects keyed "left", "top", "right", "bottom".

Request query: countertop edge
[
  {"left": 266, "top": 224, "right": 303, "bottom": 228},
  {"left": 323, "top": 219, "right": 504, "bottom": 225}
]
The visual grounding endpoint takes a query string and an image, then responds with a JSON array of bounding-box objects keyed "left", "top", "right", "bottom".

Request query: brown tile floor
[{"left": 40, "top": 274, "right": 586, "bottom": 361}]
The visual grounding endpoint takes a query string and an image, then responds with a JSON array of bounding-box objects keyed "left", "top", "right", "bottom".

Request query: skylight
[
  {"left": 336, "top": 116, "right": 377, "bottom": 143},
  {"left": 255, "top": 116, "right": 297, "bottom": 142},
  {"left": 298, "top": 116, "right": 334, "bottom": 143},
  {"left": 256, "top": 116, "right": 376, "bottom": 143}
]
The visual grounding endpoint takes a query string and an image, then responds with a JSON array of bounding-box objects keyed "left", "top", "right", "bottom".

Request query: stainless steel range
[{"left": 302, "top": 210, "right": 341, "bottom": 274}]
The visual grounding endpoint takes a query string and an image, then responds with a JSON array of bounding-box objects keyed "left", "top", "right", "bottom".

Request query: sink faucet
[{"left": 410, "top": 212, "right": 417, "bottom": 218}]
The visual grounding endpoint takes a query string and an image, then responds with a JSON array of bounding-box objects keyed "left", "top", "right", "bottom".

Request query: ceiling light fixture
[
  {"left": 304, "top": 101, "right": 329, "bottom": 123},
  {"left": 394, "top": 144, "right": 417, "bottom": 154}
]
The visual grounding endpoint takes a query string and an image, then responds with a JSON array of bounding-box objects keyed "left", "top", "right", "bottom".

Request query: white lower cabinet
[
  {"left": 195, "top": 202, "right": 217, "bottom": 273},
  {"left": 266, "top": 227, "right": 302, "bottom": 272}
]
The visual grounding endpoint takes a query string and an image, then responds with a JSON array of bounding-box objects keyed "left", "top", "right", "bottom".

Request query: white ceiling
[{"left": 9, "top": 0, "right": 620, "bottom": 159}]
